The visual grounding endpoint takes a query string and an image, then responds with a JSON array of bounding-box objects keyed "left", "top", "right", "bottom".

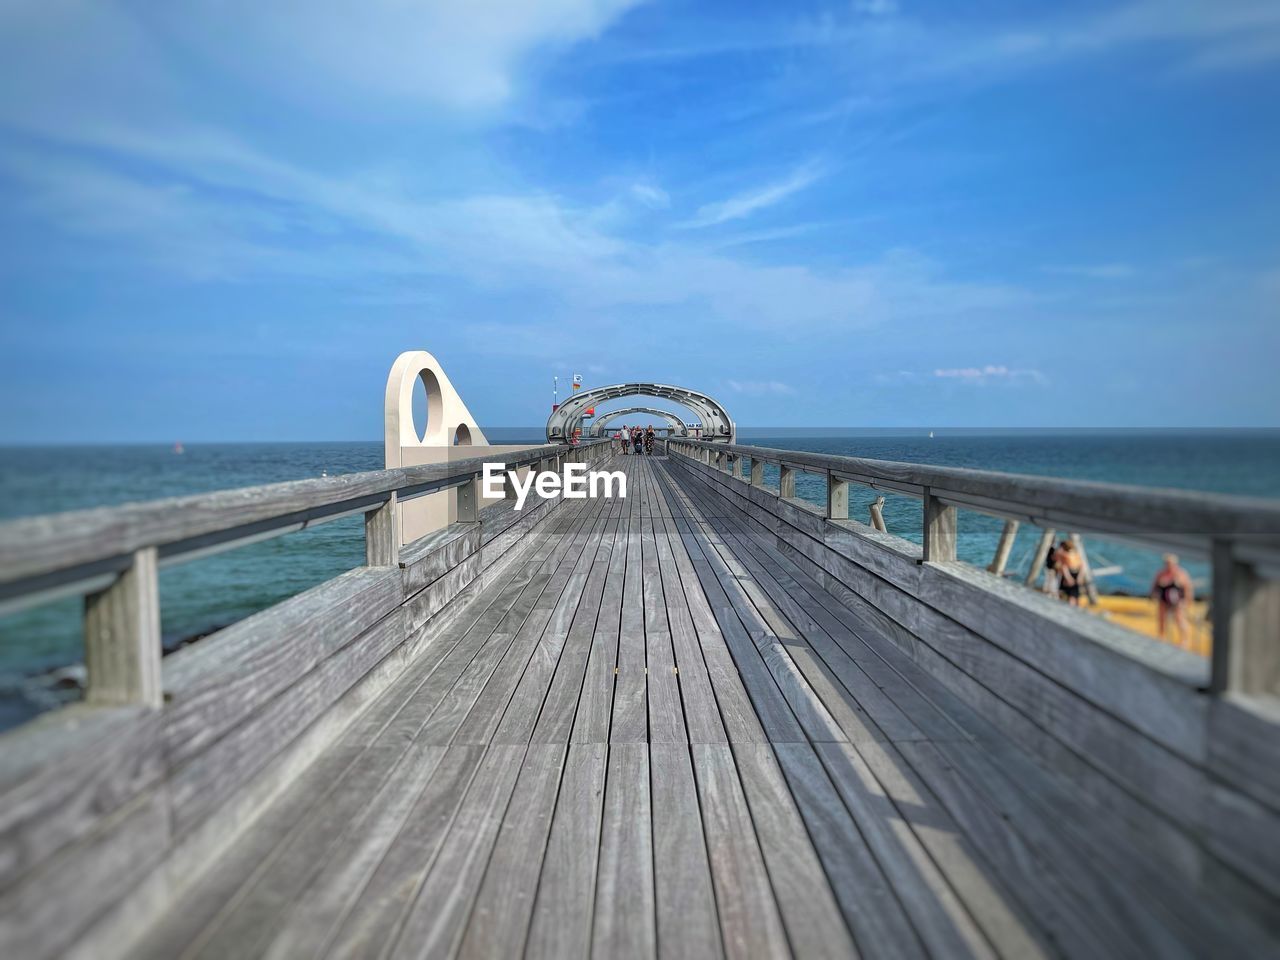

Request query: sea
[{"left": 2, "top": 430, "right": 1278, "bottom": 729}]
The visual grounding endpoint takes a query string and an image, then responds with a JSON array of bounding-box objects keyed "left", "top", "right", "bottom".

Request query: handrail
[
  {"left": 669, "top": 438, "right": 1280, "bottom": 697},
  {"left": 0, "top": 438, "right": 612, "bottom": 708},
  {"left": 672, "top": 439, "right": 1280, "bottom": 556},
  {"left": 0, "top": 441, "right": 606, "bottom": 603}
]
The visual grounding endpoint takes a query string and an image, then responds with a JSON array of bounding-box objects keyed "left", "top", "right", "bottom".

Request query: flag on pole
[{"left": 572, "top": 373, "right": 583, "bottom": 390}]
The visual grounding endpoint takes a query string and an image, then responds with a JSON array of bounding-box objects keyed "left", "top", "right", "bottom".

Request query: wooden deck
[{"left": 129, "top": 457, "right": 1274, "bottom": 959}]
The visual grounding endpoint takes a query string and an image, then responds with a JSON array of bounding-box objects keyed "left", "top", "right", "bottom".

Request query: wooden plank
[
  {"left": 611, "top": 471, "right": 649, "bottom": 742},
  {"left": 390, "top": 744, "right": 526, "bottom": 959},
  {"left": 322, "top": 745, "right": 486, "bottom": 959},
  {"left": 0, "top": 789, "right": 170, "bottom": 960},
  {"left": 525, "top": 742, "right": 608, "bottom": 959},
  {"left": 0, "top": 705, "right": 163, "bottom": 893},
  {"left": 163, "top": 566, "right": 403, "bottom": 766},
  {"left": 572, "top": 496, "right": 628, "bottom": 744},
  {"left": 650, "top": 743, "right": 723, "bottom": 960},
  {"left": 492, "top": 497, "right": 616, "bottom": 745},
  {"left": 690, "top": 743, "right": 791, "bottom": 960},
  {"left": 458, "top": 496, "right": 614, "bottom": 744},
  {"left": 732, "top": 744, "right": 857, "bottom": 957},
  {"left": 810, "top": 741, "right": 995, "bottom": 959},
  {"left": 459, "top": 744, "right": 568, "bottom": 959},
  {"left": 592, "top": 743, "right": 656, "bottom": 960}
]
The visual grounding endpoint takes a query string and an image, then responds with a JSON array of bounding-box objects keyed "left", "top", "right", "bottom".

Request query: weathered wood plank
[
  {"left": 525, "top": 742, "right": 608, "bottom": 959},
  {"left": 322, "top": 745, "right": 485, "bottom": 959},
  {"left": 650, "top": 743, "right": 723, "bottom": 960},
  {"left": 390, "top": 744, "right": 526, "bottom": 959},
  {"left": 732, "top": 743, "right": 857, "bottom": 957},
  {"left": 690, "top": 743, "right": 791, "bottom": 960},
  {"left": 459, "top": 744, "right": 567, "bottom": 959},
  {"left": 591, "top": 743, "right": 656, "bottom": 960}
]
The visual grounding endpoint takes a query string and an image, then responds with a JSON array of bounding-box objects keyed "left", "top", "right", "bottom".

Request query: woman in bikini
[
  {"left": 1151, "top": 553, "right": 1193, "bottom": 648},
  {"left": 1055, "top": 539, "right": 1084, "bottom": 606}
]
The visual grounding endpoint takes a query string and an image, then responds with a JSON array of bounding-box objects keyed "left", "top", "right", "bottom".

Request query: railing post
[
  {"left": 988, "top": 519, "right": 1019, "bottom": 575},
  {"left": 84, "top": 547, "right": 162, "bottom": 708},
  {"left": 922, "top": 487, "right": 957, "bottom": 562},
  {"left": 364, "top": 492, "right": 400, "bottom": 566},
  {"left": 1211, "top": 541, "right": 1280, "bottom": 695},
  {"left": 1025, "top": 528, "right": 1056, "bottom": 586},
  {"left": 750, "top": 458, "right": 764, "bottom": 488},
  {"left": 504, "top": 468, "right": 520, "bottom": 500},
  {"left": 457, "top": 474, "right": 480, "bottom": 523},
  {"left": 732, "top": 454, "right": 743, "bottom": 480},
  {"left": 826, "top": 472, "right": 849, "bottom": 520},
  {"left": 868, "top": 494, "right": 886, "bottom": 532},
  {"left": 779, "top": 463, "right": 795, "bottom": 499}
]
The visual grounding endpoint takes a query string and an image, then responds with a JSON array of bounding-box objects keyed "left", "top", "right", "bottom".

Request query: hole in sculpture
[
  {"left": 453, "top": 424, "right": 472, "bottom": 446},
  {"left": 411, "top": 368, "right": 444, "bottom": 444}
]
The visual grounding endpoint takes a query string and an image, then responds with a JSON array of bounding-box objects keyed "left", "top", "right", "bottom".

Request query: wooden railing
[
  {"left": 0, "top": 440, "right": 611, "bottom": 708},
  {"left": 669, "top": 438, "right": 1280, "bottom": 696}
]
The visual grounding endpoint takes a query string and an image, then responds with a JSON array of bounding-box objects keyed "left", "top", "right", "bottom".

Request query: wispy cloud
[
  {"left": 878, "top": 365, "right": 1049, "bottom": 387},
  {"left": 1043, "top": 263, "right": 1136, "bottom": 280},
  {"left": 933, "top": 365, "right": 1048, "bottom": 385},
  {"left": 678, "top": 162, "right": 825, "bottom": 228},
  {"left": 629, "top": 180, "right": 670, "bottom": 209}
]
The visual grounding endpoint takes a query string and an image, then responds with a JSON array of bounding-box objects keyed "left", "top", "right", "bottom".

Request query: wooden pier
[{"left": 2, "top": 440, "right": 1279, "bottom": 959}]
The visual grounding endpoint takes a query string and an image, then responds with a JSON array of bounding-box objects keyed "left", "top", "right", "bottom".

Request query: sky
[{"left": 1, "top": 0, "right": 1278, "bottom": 442}]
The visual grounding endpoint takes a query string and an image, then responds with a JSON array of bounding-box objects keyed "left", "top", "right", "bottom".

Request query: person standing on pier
[
  {"left": 644, "top": 425, "right": 655, "bottom": 455},
  {"left": 1151, "top": 554, "right": 1194, "bottom": 648},
  {"left": 632, "top": 427, "right": 643, "bottom": 455}
]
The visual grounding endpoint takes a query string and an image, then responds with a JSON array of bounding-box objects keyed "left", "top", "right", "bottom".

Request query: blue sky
[{"left": 1, "top": 0, "right": 1278, "bottom": 441}]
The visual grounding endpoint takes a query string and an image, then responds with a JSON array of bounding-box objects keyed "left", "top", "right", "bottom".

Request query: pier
[{"left": 1, "top": 356, "right": 1279, "bottom": 959}]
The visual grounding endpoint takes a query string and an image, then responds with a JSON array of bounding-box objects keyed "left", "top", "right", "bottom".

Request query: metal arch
[
  {"left": 589, "top": 407, "right": 688, "bottom": 437},
  {"left": 548, "top": 382, "right": 734, "bottom": 443}
]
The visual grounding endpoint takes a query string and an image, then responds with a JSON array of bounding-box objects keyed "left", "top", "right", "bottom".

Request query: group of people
[
  {"left": 1045, "top": 540, "right": 1195, "bottom": 646},
  {"left": 614, "top": 425, "right": 655, "bottom": 456}
]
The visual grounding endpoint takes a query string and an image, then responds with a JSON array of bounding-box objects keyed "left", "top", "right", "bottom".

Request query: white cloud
[
  {"left": 726, "top": 379, "right": 796, "bottom": 396},
  {"left": 679, "top": 163, "right": 825, "bottom": 228},
  {"left": 932, "top": 365, "right": 1048, "bottom": 385},
  {"left": 177, "top": 0, "right": 646, "bottom": 109},
  {"left": 629, "top": 181, "right": 671, "bottom": 209}
]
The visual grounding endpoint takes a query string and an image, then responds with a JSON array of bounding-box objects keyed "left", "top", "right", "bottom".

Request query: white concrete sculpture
[{"left": 384, "top": 350, "right": 525, "bottom": 542}]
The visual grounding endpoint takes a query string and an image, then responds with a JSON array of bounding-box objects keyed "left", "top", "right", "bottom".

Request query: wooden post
[
  {"left": 988, "top": 519, "right": 1019, "bottom": 575},
  {"left": 1211, "top": 541, "right": 1280, "bottom": 696},
  {"left": 922, "top": 487, "right": 956, "bottom": 562},
  {"left": 1070, "top": 533, "right": 1100, "bottom": 605},
  {"left": 751, "top": 459, "right": 764, "bottom": 488},
  {"left": 779, "top": 464, "right": 795, "bottom": 499},
  {"left": 84, "top": 547, "right": 163, "bottom": 708},
  {"left": 504, "top": 469, "right": 520, "bottom": 500},
  {"left": 364, "top": 493, "right": 400, "bottom": 566},
  {"left": 457, "top": 475, "right": 480, "bottom": 523},
  {"left": 1025, "top": 528, "right": 1056, "bottom": 586},
  {"left": 826, "top": 473, "right": 849, "bottom": 520},
  {"left": 731, "top": 455, "right": 743, "bottom": 479},
  {"left": 868, "top": 495, "right": 886, "bottom": 532}
]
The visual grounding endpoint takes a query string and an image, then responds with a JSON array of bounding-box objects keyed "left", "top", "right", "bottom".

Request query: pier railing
[
  {"left": 0, "top": 440, "right": 610, "bottom": 708},
  {"left": 669, "top": 438, "right": 1280, "bottom": 696}
]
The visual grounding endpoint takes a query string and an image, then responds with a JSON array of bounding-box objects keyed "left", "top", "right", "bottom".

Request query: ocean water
[{"left": 1, "top": 431, "right": 1278, "bottom": 729}]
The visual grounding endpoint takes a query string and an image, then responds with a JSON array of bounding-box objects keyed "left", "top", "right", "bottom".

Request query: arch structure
[
  {"left": 589, "top": 406, "right": 688, "bottom": 438},
  {"left": 548, "top": 382, "right": 734, "bottom": 443}
]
